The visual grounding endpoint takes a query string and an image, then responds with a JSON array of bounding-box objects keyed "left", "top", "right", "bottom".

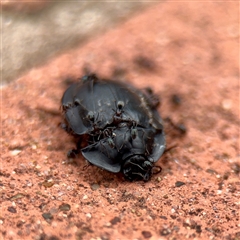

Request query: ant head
[
  {"left": 117, "top": 101, "right": 124, "bottom": 110},
  {"left": 87, "top": 111, "right": 95, "bottom": 121},
  {"left": 113, "top": 100, "right": 125, "bottom": 116}
]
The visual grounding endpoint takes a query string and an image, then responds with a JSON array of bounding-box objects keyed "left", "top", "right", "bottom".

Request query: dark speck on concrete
[{"left": 175, "top": 181, "right": 185, "bottom": 187}]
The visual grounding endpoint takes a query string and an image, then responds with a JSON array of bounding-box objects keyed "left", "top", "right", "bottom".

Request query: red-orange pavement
[{"left": 1, "top": 2, "right": 239, "bottom": 240}]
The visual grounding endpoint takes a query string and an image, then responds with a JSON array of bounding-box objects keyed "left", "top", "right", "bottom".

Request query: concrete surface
[{"left": 1, "top": 1, "right": 157, "bottom": 84}]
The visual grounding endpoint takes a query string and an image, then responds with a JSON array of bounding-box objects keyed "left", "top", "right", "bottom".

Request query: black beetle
[{"left": 61, "top": 74, "right": 165, "bottom": 181}]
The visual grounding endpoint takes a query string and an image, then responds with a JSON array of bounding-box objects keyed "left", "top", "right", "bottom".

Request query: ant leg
[
  {"left": 67, "top": 137, "right": 82, "bottom": 158},
  {"left": 67, "top": 149, "right": 79, "bottom": 158},
  {"left": 143, "top": 87, "right": 160, "bottom": 109},
  {"left": 164, "top": 117, "right": 187, "bottom": 136}
]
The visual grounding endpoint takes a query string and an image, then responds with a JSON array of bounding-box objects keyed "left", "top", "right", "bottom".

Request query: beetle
[{"left": 61, "top": 74, "right": 165, "bottom": 181}]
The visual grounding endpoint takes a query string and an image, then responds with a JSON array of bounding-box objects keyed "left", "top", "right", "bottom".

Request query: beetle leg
[
  {"left": 125, "top": 159, "right": 148, "bottom": 172},
  {"left": 125, "top": 171, "right": 151, "bottom": 181},
  {"left": 131, "top": 172, "right": 145, "bottom": 179}
]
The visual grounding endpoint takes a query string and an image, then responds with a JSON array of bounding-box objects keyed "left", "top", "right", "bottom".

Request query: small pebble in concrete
[{"left": 175, "top": 181, "right": 185, "bottom": 187}]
